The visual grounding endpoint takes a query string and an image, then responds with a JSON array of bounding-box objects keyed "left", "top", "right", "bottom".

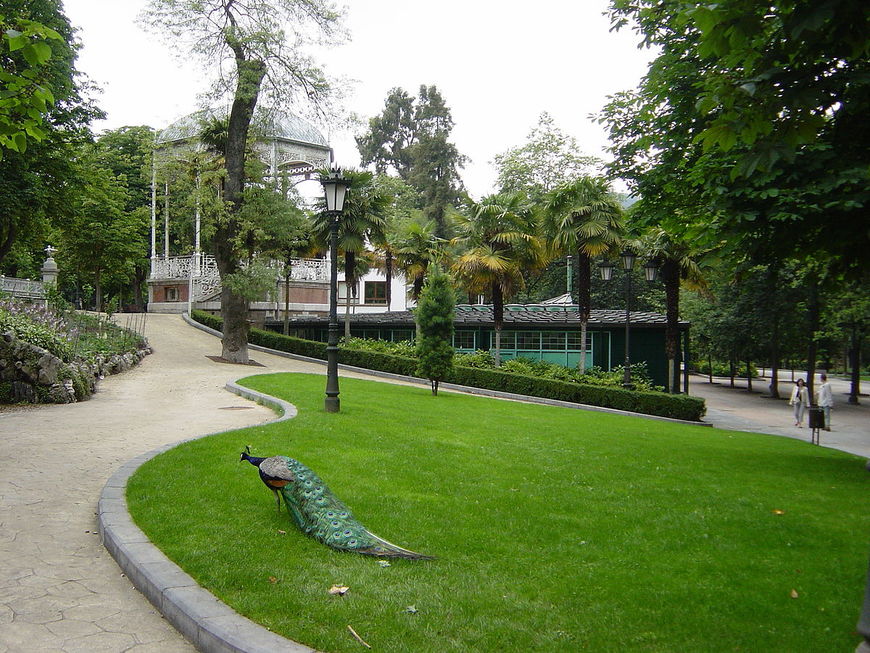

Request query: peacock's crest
[{"left": 240, "top": 448, "right": 432, "bottom": 560}]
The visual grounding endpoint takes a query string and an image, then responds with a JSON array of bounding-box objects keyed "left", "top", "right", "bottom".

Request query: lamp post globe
[{"left": 319, "top": 167, "right": 350, "bottom": 413}]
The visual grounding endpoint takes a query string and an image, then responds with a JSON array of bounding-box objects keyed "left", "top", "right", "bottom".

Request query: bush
[
  {"left": 0, "top": 301, "right": 74, "bottom": 361},
  {"left": 454, "top": 349, "right": 496, "bottom": 368},
  {"left": 192, "top": 311, "right": 706, "bottom": 421},
  {"left": 445, "top": 365, "right": 704, "bottom": 422},
  {"left": 695, "top": 360, "right": 758, "bottom": 378},
  {"left": 342, "top": 337, "right": 416, "bottom": 358},
  {"left": 0, "top": 299, "right": 147, "bottom": 404}
]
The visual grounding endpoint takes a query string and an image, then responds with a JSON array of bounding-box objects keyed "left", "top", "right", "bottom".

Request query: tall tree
[
  {"left": 541, "top": 177, "right": 624, "bottom": 373},
  {"left": 415, "top": 265, "right": 455, "bottom": 396},
  {"left": 0, "top": 0, "right": 99, "bottom": 269},
  {"left": 0, "top": 13, "right": 60, "bottom": 157},
  {"left": 452, "top": 192, "right": 546, "bottom": 366},
  {"left": 142, "top": 0, "right": 344, "bottom": 363},
  {"left": 639, "top": 226, "right": 706, "bottom": 393},
  {"left": 357, "top": 85, "right": 466, "bottom": 238},
  {"left": 58, "top": 151, "right": 139, "bottom": 312},
  {"left": 602, "top": 0, "right": 869, "bottom": 278},
  {"left": 395, "top": 219, "right": 443, "bottom": 303},
  {"left": 493, "top": 112, "right": 598, "bottom": 203},
  {"left": 92, "top": 126, "right": 155, "bottom": 309}
]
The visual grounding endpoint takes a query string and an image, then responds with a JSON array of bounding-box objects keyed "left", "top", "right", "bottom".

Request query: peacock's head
[{"left": 240, "top": 445, "right": 252, "bottom": 463}]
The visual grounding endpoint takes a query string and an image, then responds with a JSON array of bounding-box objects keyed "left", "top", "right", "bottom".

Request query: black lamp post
[
  {"left": 599, "top": 251, "right": 657, "bottom": 389},
  {"left": 320, "top": 167, "right": 350, "bottom": 413}
]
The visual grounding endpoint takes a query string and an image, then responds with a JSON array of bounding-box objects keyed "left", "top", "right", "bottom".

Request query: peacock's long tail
[{"left": 276, "top": 456, "right": 433, "bottom": 560}]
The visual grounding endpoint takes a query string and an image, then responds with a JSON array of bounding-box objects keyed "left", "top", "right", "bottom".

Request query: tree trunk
[
  {"left": 344, "top": 254, "right": 354, "bottom": 338},
  {"left": 283, "top": 266, "right": 291, "bottom": 336},
  {"left": 220, "top": 285, "right": 249, "bottom": 361},
  {"left": 661, "top": 258, "right": 680, "bottom": 393},
  {"left": 848, "top": 326, "right": 861, "bottom": 404},
  {"left": 576, "top": 250, "right": 591, "bottom": 373},
  {"left": 806, "top": 274, "right": 819, "bottom": 396},
  {"left": 431, "top": 379, "right": 438, "bottom": 396},
  {"left": 766, "top": 264, "right": 781, "bottom": 398},
  {"left": 746, "top": 359, "right": 753, "bottom": 391},
  {"left": 385, "top": 251, "right": 393, "bottom": 309},
  {"left": 215, "top": 48, "right": 266, "bottom": 364},
  {"left": 492, "top": 281, "right": 504, "bottom": 367},
  {"left": 94, "top": 267, "right": 102, "bottom": 313}
]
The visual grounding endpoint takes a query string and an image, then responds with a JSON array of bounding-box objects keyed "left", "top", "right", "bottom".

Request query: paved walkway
[
  {"left": 0, "top": 314, "right": 329, "bottom": 653},
  {"left": 1, "top": 315, "right": 867, "bottom": 652},
  {"left": 690, "top": 373, "right": 870, "bottom": 458}
]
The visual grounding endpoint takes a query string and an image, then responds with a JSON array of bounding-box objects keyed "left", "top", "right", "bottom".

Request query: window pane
[
  {"left": 500, "top": 331, "right": 516, "bottom": 349},
  {"left": 542, "top": 332, "right": 566, "bottom": 350},
  {"left": 391, "top": 330, "right": 414, "bottom": 342},
  {"left": 516, "top": 331, "right": 540, "bottom": 350},
  {"left": 566, "top": 331, "right": 582, "bottom": 349},
  {"left": 364, "top": 281, "right": 387, "bottom": 304},
  {"left": 454, "top": 330, "right": 476, "bottom": 349}
]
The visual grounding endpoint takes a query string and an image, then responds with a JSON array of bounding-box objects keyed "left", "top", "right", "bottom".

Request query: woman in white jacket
[{"left": 789, "top": 378, "right": 810, "bottom": 427}]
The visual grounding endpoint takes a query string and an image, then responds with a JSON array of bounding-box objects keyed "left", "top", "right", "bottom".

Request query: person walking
[
  {"left": 789, "top": 378, "right": 810, "bottom": 427},
  {"left": 817, "top": 373, "right": 834, "bottom": 431}
]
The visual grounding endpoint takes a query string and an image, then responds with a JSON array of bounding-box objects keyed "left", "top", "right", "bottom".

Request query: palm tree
[
  {"left": 452, "top": 192, "right": 547, "bottom": 366},
  {"left": 313, "top": 170, "right": 388, "bottom": 336},
  {"left": 394, "top": 218, "right": 445, "bottom": 302},
  {"left": 640, "top": 226, "right": 707, "bottom": 393},
  {"left": 541, "top": 176, "right": 624, "bottom": 373}
]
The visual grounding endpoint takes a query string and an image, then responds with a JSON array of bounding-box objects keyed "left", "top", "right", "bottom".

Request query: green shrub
[
  {"left": 445, "top": 365, "right": 705, "bottom": 421},
  {"left": 192, "top": 311, "right": 706, "bottom": 421},
  {"left": 454, "top": 349, "right": 496, "bottom": 368},
  {"left": 342, "top": 336, "right": 416, "bottom": 358},
  {"left": 695, "top": 360, "right": 758, "bottom": 378},
  {"left": 0, "top": 310, "right": 74, "bottom": 361}
]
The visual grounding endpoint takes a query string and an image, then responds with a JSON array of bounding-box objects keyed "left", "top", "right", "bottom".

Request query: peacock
[{"left": 240, "top": 448, "right": 432, "bottom": 560}]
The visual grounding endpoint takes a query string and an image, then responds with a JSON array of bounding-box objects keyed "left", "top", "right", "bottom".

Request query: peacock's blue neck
[{"left": 241, "top": 452, "right": 267, "bottom": 467}]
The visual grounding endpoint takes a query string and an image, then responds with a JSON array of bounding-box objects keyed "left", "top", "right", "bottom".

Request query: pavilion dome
[{"left": 156, "top": 105, "right": 329, "bottom": 148}]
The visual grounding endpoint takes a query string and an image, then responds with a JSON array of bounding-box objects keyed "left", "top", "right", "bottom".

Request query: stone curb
[
  {"left": 98, "top": 383, "right": 314, "bottom": 653},
  {"left": 182, "top": 312, "right": 709, "bottom": 427}
]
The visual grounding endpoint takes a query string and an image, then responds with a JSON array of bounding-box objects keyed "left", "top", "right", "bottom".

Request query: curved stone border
[
  {"left": 98, "top": 383, "right": 313, "bottom": 653},
  {"left": 183, "top": 312, "right": 710, "bottom": 427}
]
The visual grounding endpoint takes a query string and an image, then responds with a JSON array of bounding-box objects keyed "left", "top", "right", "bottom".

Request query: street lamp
[
  {"left": 599, "top": 251, "right": 657, "bottom": 389},
  {"left": 320, "top": 167, "right": 350, "bottom": 413}
]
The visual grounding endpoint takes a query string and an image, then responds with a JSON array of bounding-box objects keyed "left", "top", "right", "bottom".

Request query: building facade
[{"left": 274, "top": 303, "right": 689, "bottom": 389}]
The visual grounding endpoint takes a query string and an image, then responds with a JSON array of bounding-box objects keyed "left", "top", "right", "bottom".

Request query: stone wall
[{"left": 0, "top": 330, "right": 152, "bottom": 404}]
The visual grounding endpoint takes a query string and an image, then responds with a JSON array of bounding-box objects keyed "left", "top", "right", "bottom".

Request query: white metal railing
[
  {"left": 0, "top": 276, "right": 45, "bottom": 299},
  {"left": 150, "top": 254, "right": 328, "bottom": 283},
  {"left": 150, "top": 254, "right": 330, "bottom": 303}
]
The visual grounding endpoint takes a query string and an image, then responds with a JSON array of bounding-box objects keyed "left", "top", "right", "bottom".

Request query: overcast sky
[{"left": 62, "top": 0, "right": 653, "bottom": 198}]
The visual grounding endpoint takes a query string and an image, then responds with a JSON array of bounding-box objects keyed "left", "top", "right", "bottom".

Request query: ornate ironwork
[{"left": 0, "top": 276, "right": 45, "bottom": 299}]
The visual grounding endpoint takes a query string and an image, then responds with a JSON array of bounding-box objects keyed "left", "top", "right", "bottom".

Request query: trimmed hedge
[{"left": 192, "top": 311, "right": 706, "bottom": 421}]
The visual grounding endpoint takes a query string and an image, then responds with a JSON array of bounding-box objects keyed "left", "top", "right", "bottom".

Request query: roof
[
  {"left": 156, "top": 106, "right": 330, "bottom": 148},
  {"left": 283, "top": 305, "right": 688, "bottom": 329}
]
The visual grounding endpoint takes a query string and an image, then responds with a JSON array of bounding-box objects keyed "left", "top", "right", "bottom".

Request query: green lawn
[{"left": 127, "top": 373, "right": 869, "bottom": 652}]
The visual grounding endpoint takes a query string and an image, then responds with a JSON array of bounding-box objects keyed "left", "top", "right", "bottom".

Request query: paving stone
[
  {"left": 0, "top": 621, "right": 63, "bottom": 651},
  {"left": 6, "top": 595, "right": 66, "bottom": 624},
  {"left": 63, "top": 630, "right": 136, "bottom": 653},
  {"left": 44, "top": 617, "right": 102, "bottom": 640}
]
